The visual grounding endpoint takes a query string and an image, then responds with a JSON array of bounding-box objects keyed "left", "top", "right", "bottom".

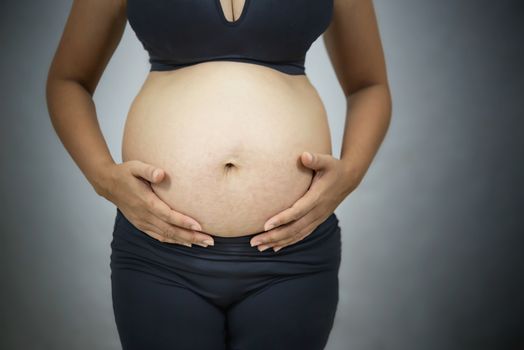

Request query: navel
[{"left": 223, "top": 161, "right": 237, "bottom": 175}]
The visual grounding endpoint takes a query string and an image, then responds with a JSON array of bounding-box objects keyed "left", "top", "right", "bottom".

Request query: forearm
[
  {"left": 46, "top": 78, "right": 115, "bottom": 197},
  {"left": 340, "top": 83, "right": 392, "bottom": 192}
]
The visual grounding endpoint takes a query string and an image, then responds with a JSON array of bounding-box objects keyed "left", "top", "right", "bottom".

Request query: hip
[
  {"left": 110, "top": 206, "right": 342, "bottom": 276},
  {"left": 110, "top": 206, "right": 342, "bottom": 309}
]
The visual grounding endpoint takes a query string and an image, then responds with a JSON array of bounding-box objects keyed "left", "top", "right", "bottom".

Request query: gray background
[{"left": 1, "top": 0, "right": 523, "bottom": 349}]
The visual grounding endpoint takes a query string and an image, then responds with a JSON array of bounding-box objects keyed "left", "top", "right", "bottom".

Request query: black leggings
[{"left": 110, "top": 207, "right": 342, "bottom": 350}]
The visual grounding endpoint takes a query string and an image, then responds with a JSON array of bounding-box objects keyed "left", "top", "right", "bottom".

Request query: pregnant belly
[{"left": 122, "top": 61, "right": 333, "bottom": 237}]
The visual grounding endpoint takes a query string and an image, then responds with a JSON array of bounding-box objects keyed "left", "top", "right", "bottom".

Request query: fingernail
[
  {"left": 264, "top": 223, "right": 275, "bottom": 231},
  {"left": 251, "top": 240, "right": 261, "bottom": 247},
  {"left": 183, "top": 243, "right": 192, "bottom": 247},
  {"left": 191, "top": 224, "right": 201, "bottom": 231},
  {"left": 203, "top": 239, "right": 214, "bottom": 246},
  {"left": 273, "top": 246, "right": 282, "bottom": 252},
  {"left": 258, "top": 245, "right": 270, "bottom": 252},
  {"left": 304, "top": 152, "right": 313, "bottom": 162},
  {"left": 196, "top": 242, "right": 208, "bottom": 248}
]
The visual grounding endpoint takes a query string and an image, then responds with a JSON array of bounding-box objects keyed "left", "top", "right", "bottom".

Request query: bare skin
[
  {"left": 46, "top": 0, "right": 391, "bottom": 250},
  {"left": 123, "top": 60, "right": 333, "bottom": 238},
  {"left": 254, "top": 0, "right": 392, "bottom": 251}
]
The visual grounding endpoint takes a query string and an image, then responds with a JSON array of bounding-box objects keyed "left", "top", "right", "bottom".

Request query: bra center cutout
[{"left": 218, "top": 0, "right": 247, "bottom": 23}]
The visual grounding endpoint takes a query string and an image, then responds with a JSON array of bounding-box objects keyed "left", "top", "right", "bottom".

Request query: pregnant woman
[{"left": 46, "top": 0, "right": 391, "bottom": 349}]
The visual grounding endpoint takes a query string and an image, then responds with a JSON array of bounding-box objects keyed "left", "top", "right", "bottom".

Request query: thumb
[
  {"left": 129, "top": 160, "right": 165, "bottom": 183},
  {"left": 301, "top": 151, "right": 331, "bottom": 171}
]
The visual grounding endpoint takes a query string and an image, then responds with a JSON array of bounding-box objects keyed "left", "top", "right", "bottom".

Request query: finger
[
  {"left": 143, "top": 228, "right": 191, "bottom": 247},
  {"left": 301, "top": 152, "right": 334, "bottom": 171},
  {"left": 262, "top": 191, "right": 319, "bottom": 232},
  {"left": 145, "top": 192, "right": 205, "bottom": 233},
  {"left": 257, "top": 211, "right": 320, "bottom": 250},
  {"left": 153, "top": 216, "right": 214, "bottom": 247},
  {"left": 255, "top": 225, "right": 299, "bottom": 249},
  {"left": 148, "top": 220, "right": 196, "bottom": 247},
  {"left": 143, "top": 192, "right": 214, "bottom": 246},
  {"left": 272, "top": 216, "right": 324, "bottom": 252},
  {"left": 128, "top": 160, "right": 165, "bottom": 183},
  {"left": 133, "top": 216, "right": 192, "bottom": 247}
]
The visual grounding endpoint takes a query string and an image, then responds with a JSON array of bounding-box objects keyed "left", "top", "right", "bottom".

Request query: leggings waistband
[
  {"left": 115, "top": 207, "right": 339, "bottom": 248},
  {"left": 208, "top": 212, "right": 339, "bottom": 245}
]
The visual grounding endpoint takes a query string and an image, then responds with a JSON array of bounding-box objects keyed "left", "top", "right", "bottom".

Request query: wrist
[
  {"left": 340, "top": 158, "right": 365, "bottom": 194},
  {"left": 90, "top": 161, "right": 117, "bottom": 199}
]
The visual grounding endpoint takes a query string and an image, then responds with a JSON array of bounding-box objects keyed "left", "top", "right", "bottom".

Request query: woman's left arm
[
  {"left": 325, "top": 0, "right": 392, "bottom": 189},
  {"left": 251, "top": 0, "right": 392, "bottom": 252}
]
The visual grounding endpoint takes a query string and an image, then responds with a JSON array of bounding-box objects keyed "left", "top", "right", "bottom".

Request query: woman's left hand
[{"left": 250, "top": 151, "right": 359, "bottom": 252}]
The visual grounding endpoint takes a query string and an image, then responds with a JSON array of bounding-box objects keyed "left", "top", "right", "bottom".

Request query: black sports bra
[{"left": 126, "top": 0, "right": 334, "bottom": 75}]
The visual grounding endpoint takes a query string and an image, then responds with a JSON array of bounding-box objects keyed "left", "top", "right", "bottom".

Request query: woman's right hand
[{"left": 101, "top": 160, "right": 215, "bottom": 248}]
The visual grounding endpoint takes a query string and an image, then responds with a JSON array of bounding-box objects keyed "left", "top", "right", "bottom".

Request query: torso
[
  {"left": 122, "top": 61, "right": 332, "bottom": 237},
  {"left": 122, "top": 0, "right": 333, "bottom": 237}
]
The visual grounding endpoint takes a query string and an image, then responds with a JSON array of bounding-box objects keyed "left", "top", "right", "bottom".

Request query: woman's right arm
[
  {"left": 45, "top": 0, "right": 215, "bottom": 247},
  {"left": 45, "top": 0, "right": 125, "bottom": 197}
]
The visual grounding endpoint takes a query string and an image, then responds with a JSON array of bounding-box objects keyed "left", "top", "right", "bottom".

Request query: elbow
[
  {"left": 45, "top": 62, "right": 65, "bottom": 109},
  {"left": 347, "top": 80, "right": 393, "bottom": 112},
  {"left": 45, "top": 72, "right": 66, "bottom": 117},
  {"left": 45, "top": 61, "right": 94, "bottom": 105},
  {"left": 380, "top": 83, "right": 393, "bottom": 126},
  {"left": 384, "top": 83, "right": 393, "bottom": 118},
  {"left": 45, "top": 72, "right": 58, "bottom": 115},
  {"left": 45, "top": 73, "right": 57, "bottom": 107}
]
